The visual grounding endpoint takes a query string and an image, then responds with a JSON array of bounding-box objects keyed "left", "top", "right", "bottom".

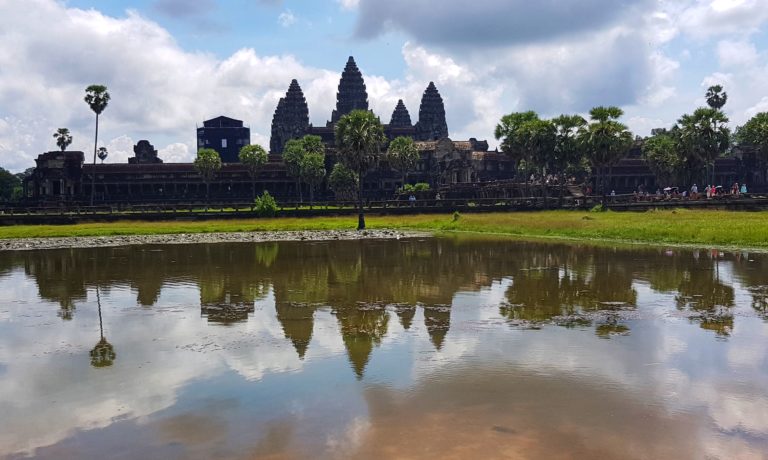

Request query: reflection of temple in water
[
  {"left": 8, "top": 238, "right": 768, "bottom": 377},
  {"left": 275, "top": 302, "right": 315, "bottom": 359}
]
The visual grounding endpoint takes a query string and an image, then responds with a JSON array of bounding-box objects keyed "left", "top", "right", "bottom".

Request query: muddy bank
[{"left": 0, "top": 229, "right": 430, "bottom": 251}]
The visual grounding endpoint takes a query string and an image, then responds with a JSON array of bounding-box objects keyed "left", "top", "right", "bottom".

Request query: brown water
[{"left": 0, "top": 237, "right": 767, "bottom": 459}]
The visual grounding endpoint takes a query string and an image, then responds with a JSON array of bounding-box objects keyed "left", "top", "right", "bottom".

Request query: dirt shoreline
[{"left": 0, "top": 229, "right": 431, "bottom": 251}]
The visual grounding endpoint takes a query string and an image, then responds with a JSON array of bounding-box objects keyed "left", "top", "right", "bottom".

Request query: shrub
[
  {"left": 413, "top": 182, "right": 430, "bottom": 192},
  {"left": 452, "top": 211, "right": 461, "bottom": 222},
  {"left": 590, "top": 204, "right": 605, "bottom": 212},
  {"left": 254, "top": 191, "right": 278, "bottom": 217}
]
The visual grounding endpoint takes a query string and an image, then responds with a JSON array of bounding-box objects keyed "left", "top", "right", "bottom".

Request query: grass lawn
[{"left": 0, "top": 209, "right": 766, "bottom": 250}]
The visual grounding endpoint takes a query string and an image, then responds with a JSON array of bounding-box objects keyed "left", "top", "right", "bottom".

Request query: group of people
[{"left": 630, "top": 182, "right": 748, "bottom": 202}]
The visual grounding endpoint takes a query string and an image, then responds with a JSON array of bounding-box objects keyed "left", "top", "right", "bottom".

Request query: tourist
[
  {"left": 741, "top": 183, "right": 748, "bottom": 194},
  {"left": 691, "top": 183, "right": 698, "bottom": 200},
  {"left": 705, "top": 185, "right": 711, "bottom": 199},
  {"left": 408, "top": 194, "right": 416, "bottom": 207}
]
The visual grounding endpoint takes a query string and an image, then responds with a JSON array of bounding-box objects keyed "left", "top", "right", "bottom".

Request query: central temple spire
[
  {"left": 270, "top": 79, "right": 310, "bottom": 154},
  {"left": 415, "top": 82, "right": 449, "bottom": 141},
  {"left": 331, "top": 56, "right": 369, "bottom": 123}
]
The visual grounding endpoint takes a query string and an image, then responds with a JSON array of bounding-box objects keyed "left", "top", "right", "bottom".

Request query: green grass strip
[{"left": 0, "top": 210, "right": 766, "bottom": 250}]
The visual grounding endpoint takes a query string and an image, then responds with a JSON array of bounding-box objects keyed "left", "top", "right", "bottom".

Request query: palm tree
[
  {"left": 677, "top": 108, "right": 730, "bottom": 185},
  {"left": 97, "top": 147, "right": 108, "bottom": 164},
  {"left": 53, "top": 128, "right": 72, "bottom": 152},
  {"left": 238, "top": 144, "right": 268, "bottom": 201},
  {"left": 84, "top": 85, "right": 110, "bottom": 205},
  {"left": 335, "top": 110, "right": 386, "bottom": 230},
  {"left": 705, "top": 85, "right": 728, "bottom": 183},
  {"left": 579, "top": 106, "right": 633, "bottom": 198},
  {"left": 516, "top": 118, "right": 556, "bottom": 204},
  {"left": 90, "top": 286, "right": 115, "bottom": 368},
  {"left": 552, "top": 114, "right": 587, "bottom": 201},
  {"left": 706, "top": 85, "right": 728, "bottom": 110},
  {"left": 387, "top": 136, "right": 419, "bottom": 190},
  {"left": 194, "top": 148, "right": 222, "bottom": 206}
]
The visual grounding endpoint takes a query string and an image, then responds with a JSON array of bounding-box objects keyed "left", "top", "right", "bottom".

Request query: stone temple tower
[
  {"left": 270, "top": 79, "right": 310, "bottom": 154},
  {"left": 415, "top": 82, "right": 449, "bottom": 141},
  {"left": 389, "top": 99, "right": 413, "bottom": 128},
  {"left": 331, "top": 56, "right": 369, "bottom": 123}
]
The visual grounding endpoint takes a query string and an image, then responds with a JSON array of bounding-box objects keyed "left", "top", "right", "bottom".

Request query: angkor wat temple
[{"left": 22, "top": 56, "right": 764, "bottom": 204}]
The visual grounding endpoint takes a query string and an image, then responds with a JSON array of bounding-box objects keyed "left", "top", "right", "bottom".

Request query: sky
[{"left": 1, "top": 0, "right": 768, "bottom": 172}]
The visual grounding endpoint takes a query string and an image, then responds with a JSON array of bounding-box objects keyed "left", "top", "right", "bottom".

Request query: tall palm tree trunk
[
  {"left": 309, "top": 185, "right": 315, "bottom": 210},
  {"left": 357, "top": 170, "right": 365, "bottom": 230},
  {"left": 90, "top": 113, "right": 99, "bottom": 206}
]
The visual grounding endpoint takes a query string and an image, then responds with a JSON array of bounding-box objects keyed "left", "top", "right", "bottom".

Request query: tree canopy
[
  {"left": 580, "top": 106, "right": 633, "bottom": 194},
  {"left": 194, "top": 148, "right": 222, "bottom": 201},
  {"left": 387, "top": 136, "right": 419, "bottom": 186},
  {"left": 53, "top": 128, "right": 72, "bottom": 152},
  {"left": 328, "top": 163, "right": 358, "bottom": 201},
  {"left": 335, "top": 110, "right": 386, "bottom": 229},
  {"left": 84, "top": 85, "right": 110, "bottom": 115},
  {"left": 736, "top": 112, "right": 768, "bottom": 162}
]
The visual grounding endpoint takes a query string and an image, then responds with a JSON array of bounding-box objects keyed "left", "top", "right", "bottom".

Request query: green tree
[
  {"left": 0, "top": 167, "right": 21, "bottom": 202},
  {"left": 238, "top": 144, "right": 269, "bottom": 200},
  {"left": 387, "top": 136, "right": 419, "bottom": 189},
  {"left": 284, "top": 141, "right": 306, "bottom": 202},
  {"left": 677, "top": 107, "right": 729, "bottom": 185},
  {"left": 97, "top": 147, "right": 108, "bottom": 164},
  {"left": 335, "top": 110, "right": 386, "bottom": 230},
  {"left": 552, "top": 115, "right": 587, "bottom": 176},
  {"left": 194, "top": 148, "right": 222, "bottom": 204},
  {"left": 736, "top": 112, "right": 768, "bottom": 164},
  {"left": 90, "top": 287, "right": 115, "bottom": 368},
  {"left": 328, "top": 163, "right": 358, "bottom": 201},
  {"left": 517, "top": 118, "right": 556, "bottom": 176},
  {"left": 579, "top": 106, "right": 633, "bottom": 197},
  {"left": 552, "top": 114, "right": 588, "bottom": 200},
  {"left": 283, "top": 134, "right": 324, "bottom": 203},
  {"left": 300, "top": 151, "right": 326, "bottom": 208},
  {"left": 643, "top": 132, "right": 681, "bottom": 186},
  {"left": 706, "top": 85, "right": 728, "bottom": 110},
  {"left": 84, "top": 84, "right": 110, "bottom": 205},
  {"left": 494, "top": 111, "right": 539, "bottom": 180},
  {"left": 53, "top": 128, "right": 72, "bottom": 152}
]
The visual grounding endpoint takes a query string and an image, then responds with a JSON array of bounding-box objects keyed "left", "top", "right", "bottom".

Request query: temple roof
[
  {"left": 389, "top": 99, "right": 412, "bottom": 128},
  {"left": 202, "top": 116, "right": 244, "bottom": 128},
  {"left": 331, "top": 56, "right": 369, "bottom": 123},
  {"left": 415, "top": 82, "right": 449, "bottom": 141}
]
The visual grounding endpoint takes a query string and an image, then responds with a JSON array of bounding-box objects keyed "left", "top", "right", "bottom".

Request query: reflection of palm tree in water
[{"left": 90, "top": 286, "right": 115, "bottom": 368}]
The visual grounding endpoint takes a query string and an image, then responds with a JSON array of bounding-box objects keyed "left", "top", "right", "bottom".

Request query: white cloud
[
  {"left": 0, "top": 0, "right": 337, "bottom": 171},
  {"left": 337, "top": 0, "right": 360, "bottom": 10},
  {"left": 678, "top": 0, "right": 768, "bottom": 38},
  {"left": 278, "top": 9, "right": 296, "bottom": 27},
  {"left": 717, "top": 39, "right": 759, "bottom": 67}
]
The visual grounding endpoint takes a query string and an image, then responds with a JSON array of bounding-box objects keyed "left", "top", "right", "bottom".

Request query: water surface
[{"left": 0, "top": 238, "right": 767, "bottom": 459}]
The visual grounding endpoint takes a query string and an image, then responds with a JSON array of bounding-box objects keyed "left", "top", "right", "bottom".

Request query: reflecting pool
[{"left": 0, "top": 237, "right": 767, "bottom": 459}]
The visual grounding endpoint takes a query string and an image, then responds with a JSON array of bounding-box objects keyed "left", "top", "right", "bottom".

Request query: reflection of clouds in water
[
  {"left": 2, "top": 241, "right": 768, "bottom": 457},
  {"left": 325, "top": 416, "right": 371, "bottom": 457},
  {"left": 0, "top": 282, "right": 347, "bottom": 457}
]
